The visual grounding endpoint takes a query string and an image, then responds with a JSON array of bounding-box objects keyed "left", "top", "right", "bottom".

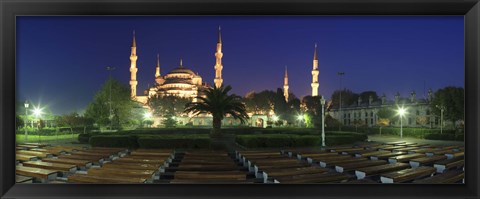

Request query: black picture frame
[{"left": 1, "top": 0, "right": 479, "bottom": 199}]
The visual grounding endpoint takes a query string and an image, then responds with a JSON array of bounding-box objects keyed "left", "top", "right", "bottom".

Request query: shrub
[
  {"left": 89, "top": 135, "right": 138, "bottom": 148},
  {"left": 236, "top": 134, "right": 320, "bottom": 148},
  {"left": 137, "top": 135, "right": 211, "bottom": 149},
  {"left": 78, "top": 133, "right": 92, "bottom": 143}
]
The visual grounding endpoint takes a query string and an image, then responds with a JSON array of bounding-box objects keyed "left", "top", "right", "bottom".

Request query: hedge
[
  {"left": 137, "top": 135, "right": 211, "bottom": 149},
  {"left": 235, "top": 133, "right": 366, "bottom": 148},
  {"left": 89, "top": 135, "right": 138, "bottom": 148}
]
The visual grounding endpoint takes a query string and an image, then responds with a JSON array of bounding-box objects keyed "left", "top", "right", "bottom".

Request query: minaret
[
  {"left": 129, "top": 31, "right": 138, "bottom": 98},
  {"left": 311, "top": 43, "right": 319, "bottom": 96},
  {"left": 214, "top": 26, "right": 223, "bottom": 88},
  {"left": 283, "top": 66, "right": 289, "bottom": 102},
  {"left": 155, "top": 54, "right": 160, "bottom": 78}
]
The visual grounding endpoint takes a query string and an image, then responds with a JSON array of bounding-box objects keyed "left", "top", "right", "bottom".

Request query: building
[{"left": 326, "top": 90, "right": 443, "bottom": 128}]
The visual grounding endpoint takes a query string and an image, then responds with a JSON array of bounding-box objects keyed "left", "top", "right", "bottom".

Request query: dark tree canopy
[
  {"left": 330, "top": 89, "right": 359, "bottom": 109},
  {"left": 84, "top": 78, "right": 136, "bottom": 129},
  {"left": 430, "top": 86, "right": 464, "bottom": 122},
  {"left": 148, "top": 95, "right": 190, "bottom": 117}
]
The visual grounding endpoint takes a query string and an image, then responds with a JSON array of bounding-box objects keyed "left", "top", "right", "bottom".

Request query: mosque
[{"left": 127, "top": 27, "right": 322, "bottom": 128}]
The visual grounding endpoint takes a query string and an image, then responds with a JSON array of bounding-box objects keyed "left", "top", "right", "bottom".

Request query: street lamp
[
  {"left": 297, "top": 114, "right": 304, "bottom": 127},
  {"left": 24, "top": 100, "right": 29, "bottom": 142},
  {"left": 272, "top": 115, "right": 279, "bottom": 127},
  {"left": 396, "top": 106, "right": 407, "bottom": 139},
  {"left": 143, "top": 112, "right": 153, "bottom": 128},
  {"left": 320, "top": 95, "right": 326, "bottom": 147},
  {"left": 33, "top": 106, "right": 43, "bottom": 142},
  {"left": 436, "top": 105, "right": 445, "bottom": 134},
  {"left": 337, "top": 72, "right": 345, "bottom": 131}
]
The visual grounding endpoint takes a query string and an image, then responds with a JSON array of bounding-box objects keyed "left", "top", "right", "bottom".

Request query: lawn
[{"left": 16, "top": 133, "right": 79, "bottom": 144}]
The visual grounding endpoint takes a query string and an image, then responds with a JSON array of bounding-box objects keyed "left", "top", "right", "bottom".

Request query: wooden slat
[
  {"left": 42, "top": 158, "right": 92, "bottom": 168},
  {"left": 388, "top": 153, "right": 425, "bottom": 164},
  {"left": 413, "top": 170, "right": 464, "bottom": 183},
  {"left": 335, "top": 160, "right": 387, "bottom": 173},
  {"left": 380, "top": 166, "right": 435, "bottom": 183},
  {"left": 16, "top": 166, "right": 58, "bottom": 181},
  {"left": 68, "top": 174, "right": 146, "bottom": 183},
  {"left": 22, "top": 161, "right": 77, "bottom": 173},
  {"left": 276, "top": 172, "right": 350, "bottom": 183},
  {"left": 17, "top": 150, "right": 53, "bottom": 158},
  {"left": 355, "top": 163, "right": 410, "bottom": 179},
  {"left": 409, "top": 156, "right": 447, "bottom": 168}
]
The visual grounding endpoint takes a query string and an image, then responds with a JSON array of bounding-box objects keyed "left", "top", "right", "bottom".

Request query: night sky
[{"left": 16, "top": 16, "right": 464, "bottom": 115}]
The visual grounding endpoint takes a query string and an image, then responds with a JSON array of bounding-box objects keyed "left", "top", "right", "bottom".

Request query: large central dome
[{"left": 167, "top": 67, "right": 196, "bottom": 76}]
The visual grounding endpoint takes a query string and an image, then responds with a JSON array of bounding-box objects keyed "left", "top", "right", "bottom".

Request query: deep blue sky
[{"left": 17, "top": 16, "right": 464, "bottom": 115}]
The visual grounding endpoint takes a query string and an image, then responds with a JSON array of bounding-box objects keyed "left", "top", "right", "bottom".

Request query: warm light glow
[
  {"left": 297, "top": 115, "right": 304, "bottom": 120},
  {"left": 272, "top": 115, "right": 279, "bottom": 122},
  {"left": 143, "top": 112, "right": 152, "bottom": 119}
]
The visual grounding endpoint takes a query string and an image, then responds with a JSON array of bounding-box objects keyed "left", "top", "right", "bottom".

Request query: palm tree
[{"left": 184, "top": 85, "right": 249, "bottom": 136}]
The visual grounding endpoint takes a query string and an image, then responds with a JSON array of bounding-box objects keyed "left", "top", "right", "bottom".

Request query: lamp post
[
  {"left": 397, "top": 107, "right": 406, "bottom": 139},
  {"left": 337, "top": 72, "right": 345, "bottom": 131},
  {"left": 24, "top": 100, "right": 29, "bottom": 142},
  {"left": 297, "top": 115, "right": 303, "bottom": 127},
  {"left": 320, "top": 95, "right": 326, "bottom": 147},
  {"left": 106, "top": 66, "right": 116, "bottom": 130},
  {"left": 436, "top": 105, "right": 445, "bottom": 134},
  {"left": 33, "top": 107, "right": 43, "bottom": 142}
]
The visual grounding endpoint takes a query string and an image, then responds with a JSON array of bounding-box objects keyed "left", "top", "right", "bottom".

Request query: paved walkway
[{"left": 365, "top": 134, "right": 464, "bottom": 146}]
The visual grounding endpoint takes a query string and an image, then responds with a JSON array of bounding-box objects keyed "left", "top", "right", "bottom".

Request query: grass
[{"left": 16, "top": 133, "right": 80, "bottom": 144}]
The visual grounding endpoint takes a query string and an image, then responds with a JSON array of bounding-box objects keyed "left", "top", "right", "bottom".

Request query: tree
[
  {"left": 330, "top": 89, "right": 359, "bottom": 109},
  {"left": 148, "top": 95, "right": 190, "bottom": 117},
  {"left": 376, "top": 107, "right": 395, "bottom": 135},
  {"left": 16, "top": 114, "right": 24, "bottom": 130},
  {"left": 430, "top": 86, "right": 464, "bottom": 123},
  {"left": 325, "top": 114, "right": 341, "bottom": 129},
  {"left": 301, "top": 95, "right": 323, "bottom": 128},
  {"left": 84, "top": 78, "right": 136, "bottom": 129},
  {"left": 184, "top": 85, "right": 249, "bottom": 136},
  {"left": 359, "top": 91, "right": 379, "bottom": 104}
]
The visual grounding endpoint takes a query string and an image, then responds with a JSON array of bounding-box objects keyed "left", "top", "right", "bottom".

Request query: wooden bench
[
  {"left": 335, "top": 160, "right": 387, "bottom": 173},
  {"left": 355, "top": 163, "right": 410, "bottom": 179},
  {"left": 262, "top": 166, "right": 329, "bottom": 179},
  {"left": 378, "top": 146, "right": 407, "bottom": 152},
  {"left": 17, "top": 150, "right": 53, "bottom": 158},
  {"left": 275, "top": 172, "right": 350, "bottom": 183},
  {"left": 433, "top": 157, "right": 464, "bottom": 173},
  {"left": 380, "top": 166, "right": 436, "bottom": 183},
  {"left": 445, "top": 151, "right": 464, "bottom": 160},
  {"left": 16, "top": 166, "right": 58, "bottom": 182},
  {"left": 59, "top": 154, "right": 105, "bottom": 164},
  {"left": 409, "top": 156, "right": 447, "bottom": 168},
  {"left": 370, "top": 152, "right": 407, "bottom": 160},
  {"left": 384, "top": 141, "right": 406, "bottom": 145},
  {"left": 42, "top": 158, "right": 92, "bottom": 169},
  {"left": 16, "top": 154, "right": 38, "bottom": 162},
  {"left": 17, "top": 144, "right": 40, "bottom": 150},
  {"left": 392, "top": 147, "right": 420, "bottom": 153},
  {"left": 319, "top": 157, "right": 367, "bottom": 168},
  {"left": 344, "top": 178, "right": 378, "bottom": 183},
  {"left": 301, "top": 153, "right": 341, "bottom": 163},
  {"left": 68, "top": 173, "right": 147, "bottom": 183},
  {"left": 24, "top": 143, "right": 51, "bottom": 147},
  {"left": 394, "top": 142, "right": 416, "bottom": 146},
  {"left": 113, "top": 157, "right": 166, "bottom": 165},
  {"left": 355, "top": 150, "right": 391, "bottom": 158},
  {"left": 407, "top": 148, "right": 437, "bottom": 154},
  {"left": 425, "top": 149, "right": 456, "bottom": 157},
  {"left": 102, "top": 162, "right": 161, "bottom": 171},
  {"left": 413, "top": 170, "right": 464, "bottom": 183},
  {"left": 176, "top": 164, "right": 241, "bottom": 171},
  {"left": 16, "top": 175, "right": 33, "bottom": 183},
  {"left": 388, "top": 153, "right": 425, "bottom": 164},
  {"left": 22, "top": 161, "right": 77, "bottom": 173},
  {"left": 87, "top": 167, "right": 156, "bottom": 182},
  {"left": 340, "top": 149, "right": 375, "bottom": 156},
  {"left": 405, "top": 143, "right": 430, "bottom": 148}
]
